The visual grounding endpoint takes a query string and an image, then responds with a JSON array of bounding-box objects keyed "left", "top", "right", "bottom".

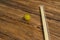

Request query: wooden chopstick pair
[{"left": 40, "top": 5, "right": 49, "bottom": 40}]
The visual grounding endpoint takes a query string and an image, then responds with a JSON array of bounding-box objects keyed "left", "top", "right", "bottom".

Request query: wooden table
[{"left": 0, "top": 0, "right": 60, "bottom": 40}]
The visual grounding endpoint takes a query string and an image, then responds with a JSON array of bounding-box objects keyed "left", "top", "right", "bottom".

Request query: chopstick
[{"left": 40, "top": 5, "right": 49, "bottom": 40}]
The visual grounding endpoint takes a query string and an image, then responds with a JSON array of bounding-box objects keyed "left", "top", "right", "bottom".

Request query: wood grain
[{"left": 0, "top": 0, "right": 60, "bottom": 40}]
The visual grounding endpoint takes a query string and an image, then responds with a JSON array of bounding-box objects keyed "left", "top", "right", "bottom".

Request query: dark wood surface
[{"left": 0, "top": 0, "right": 60, "bottom": 40}]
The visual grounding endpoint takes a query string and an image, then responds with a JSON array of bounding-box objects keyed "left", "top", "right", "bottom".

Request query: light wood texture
[{"left": 0, "top": 0, "right": 60, "bottom": 40}]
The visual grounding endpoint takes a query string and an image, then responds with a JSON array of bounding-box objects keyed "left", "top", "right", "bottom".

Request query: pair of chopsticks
[{"left": 40, "top": 5, "right": 49, "bottom": 40}]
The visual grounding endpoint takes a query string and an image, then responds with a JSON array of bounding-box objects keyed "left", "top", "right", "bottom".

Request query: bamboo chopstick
[{"left": 40, "top": 5, "right": 49, "bottom": 40}]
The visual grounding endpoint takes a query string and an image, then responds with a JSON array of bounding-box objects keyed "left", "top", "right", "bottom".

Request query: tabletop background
[{"left": 0, "top": 0, "right": 60, "bottom": 40}]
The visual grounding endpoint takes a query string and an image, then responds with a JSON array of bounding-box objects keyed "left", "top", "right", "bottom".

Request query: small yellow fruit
[{"left": 24, "top": 13, "right": 31, "bottom": 21}]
